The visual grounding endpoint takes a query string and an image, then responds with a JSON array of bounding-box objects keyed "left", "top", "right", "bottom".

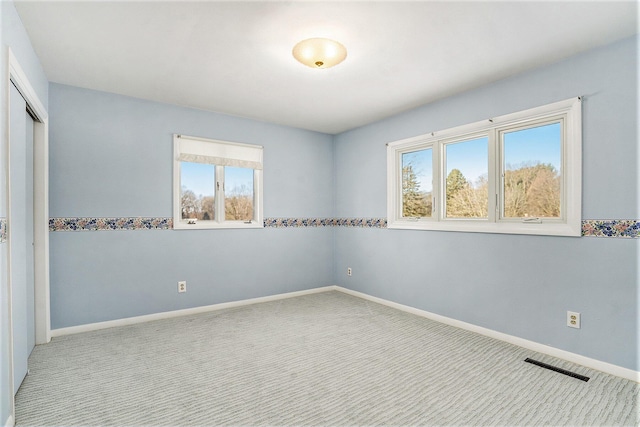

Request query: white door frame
[{"left": 5, "top": 47, "right": 50, "bottom": 419}]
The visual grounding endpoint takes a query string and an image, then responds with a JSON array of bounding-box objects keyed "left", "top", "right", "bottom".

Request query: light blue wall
[
  {"left": 49, "top": 85, "right": 332, "bottom": 218},
  {"left": 1, "top": 0, "right": 49, "bottom": 423},
  {"left": 333, "top": 36, "right": 639, "bottom": 371},
  {"left": 1, "top": 1, "right": 48, "bottom": 113},
  {"left": 49, "top": 83, "right": 335, "bottom": 328}
]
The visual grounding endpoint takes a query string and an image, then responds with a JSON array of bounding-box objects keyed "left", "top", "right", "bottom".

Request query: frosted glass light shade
[{"left": 292, "top": 38, "right": 347, "bottom": 69}]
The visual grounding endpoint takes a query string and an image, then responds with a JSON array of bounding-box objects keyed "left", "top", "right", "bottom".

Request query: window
[
  {"left": 401, "top": 148, "right": 433, "bottom": 218},
  {"left": 173, "top": 134, "right": 263, "bottom": 229},
  {"left": 444, "top": 136, "right": 488, "bottom": 219},
  {"left": 501, "top": 122, "right": 562, "bottom": 220},
  {"left": 387, "top": 98, "right": 581, "bottom": 236}
]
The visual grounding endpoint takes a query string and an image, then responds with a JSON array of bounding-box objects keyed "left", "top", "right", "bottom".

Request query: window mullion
[
  {"left": 216, "top": 165, "right": 225, "bottom": 223},
  {"left": 252, "top": 170, "right": 261, "bottom": 223},
  {"left": 487, "top": 129, "right": 498, "bottom": 223},
  {"left": 432, "top": 141, "right": 441, "bottom": 221},
  {"left": 396, "top": 150, "right": 403, "bottom": 220}
]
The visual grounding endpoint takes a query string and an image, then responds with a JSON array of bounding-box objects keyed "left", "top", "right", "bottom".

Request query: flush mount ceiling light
[{"left": 292, "top": 38, "right": 347, "bottom": 69}]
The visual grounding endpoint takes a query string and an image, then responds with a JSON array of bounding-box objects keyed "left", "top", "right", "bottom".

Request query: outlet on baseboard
[
  {"left": 567, "top": 311, "right": 580, "bottom": 328},
  {"left": 178, "top": 281, "right": 187, "bottom": 293}
]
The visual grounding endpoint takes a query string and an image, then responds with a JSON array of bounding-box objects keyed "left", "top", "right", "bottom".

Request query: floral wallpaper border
[
  {"left": 581, "top": 219, "right": 639, "bottom": 238},
  {"left": 48, "top": 217, "right": 387, "bottom": 231},
  {"left": 44, "top": 217, "right": 640, "bottom": 238},
  {"left": 264, "top": 218, "right": 388, "bottom": 228},
  {"left": 0, "top": 218, "right": 6, "bottom": 243},
  {"left": 49, "top": 217, "right": 173, "bottom": 231}
]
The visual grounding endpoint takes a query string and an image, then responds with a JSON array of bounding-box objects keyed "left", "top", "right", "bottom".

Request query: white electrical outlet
[
  {"left": 347, "top": 267, "right": 352, "bottom": 276},
  {"left": 567, "top": 311, "right": 580, "bottom": 328},
  {"left": 178, "top": 281, "right": 187, "bottom": 293}
]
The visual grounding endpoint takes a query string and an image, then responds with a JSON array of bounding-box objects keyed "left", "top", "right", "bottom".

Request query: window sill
[
  {"left": 387, "top": 219, "right": 581, "bottom": 237},
  {"left": 173, "top": 220, "right": 264, "bottom": 230}
]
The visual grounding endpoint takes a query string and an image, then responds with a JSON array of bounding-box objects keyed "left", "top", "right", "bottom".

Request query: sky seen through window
[{"left": 404, "top": 123, "right": 561, "bottom": 192}]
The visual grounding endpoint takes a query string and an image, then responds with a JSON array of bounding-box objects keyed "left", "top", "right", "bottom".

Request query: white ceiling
[{"left": 14, "top": 1, "right": 638, "bottom": 134}]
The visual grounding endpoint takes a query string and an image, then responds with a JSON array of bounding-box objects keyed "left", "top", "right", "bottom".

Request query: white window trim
[
  {"left": 173, "top": 134, "right": 264, "bottom": 230},
  {"left": 387, "top": 97, "right": 582, "bottom": 237}
]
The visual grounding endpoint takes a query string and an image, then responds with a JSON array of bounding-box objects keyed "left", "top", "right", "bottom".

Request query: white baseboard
[
  {"left": 51, "top": 286, "right": 335, "bottom": 337},
  {"left": 334, "top": 286, "right": 639, "bottom": 383},
  {"left": 50, "top": 284, "right": 638, "bottom": 383},
  {"left": 4, "top": 415, "right": 14, "bottom": 427}
]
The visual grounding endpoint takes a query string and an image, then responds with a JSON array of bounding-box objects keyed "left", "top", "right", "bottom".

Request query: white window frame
[
  {"left": 173, "top": 134, "right": 264, "bottom": 230},
  {"left": 387, "top": 97, "right": 582, "bottom": 237}
]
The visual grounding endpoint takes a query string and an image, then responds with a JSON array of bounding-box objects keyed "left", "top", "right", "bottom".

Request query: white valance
[{"left": 174, "top": 134, "right": 263, "bottom": 170}]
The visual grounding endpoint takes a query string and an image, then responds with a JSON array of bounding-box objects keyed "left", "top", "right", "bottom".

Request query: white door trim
[
  {"left": 8, "top": 49, "right": 50, "bottom": 345},
  {"left": 5, "top": 47, "right": 50, "bottom": 418}
]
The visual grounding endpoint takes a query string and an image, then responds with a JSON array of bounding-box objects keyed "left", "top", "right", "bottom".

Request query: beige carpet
[{"left": 15, "top": 291, "right": 639, "bottom": 426}]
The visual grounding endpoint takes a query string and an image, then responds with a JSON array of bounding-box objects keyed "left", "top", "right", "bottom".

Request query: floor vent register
[{"left": 524, "top": 358, "right": 590, "bottom": 382}]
